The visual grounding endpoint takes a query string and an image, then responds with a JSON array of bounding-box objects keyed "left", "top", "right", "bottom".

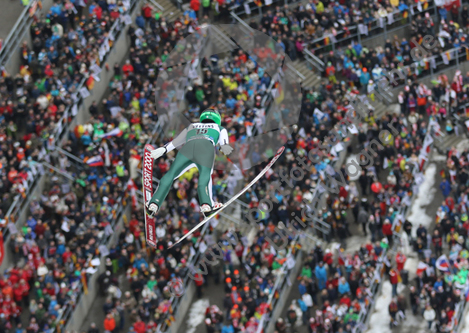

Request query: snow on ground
[
  {"left": 460, "top": 310, "right": 469, "bottom": 333},
  {"left": 366, "top": 282, "right": 407, "bottom": 333},
  {"left": 186, "top": 299, "right": 210, "bottom": 333},
  {"left": 343, "top": 235, "right": 366, "bottom": 254},
  {"left": 345, "top": 154, "right": 360, "bottom": 181},
  {"left": 430, "top": 150, "right": 448, "bottom": 162},
  {"left": 403, "top": 256, "right": 419, "bottom": 281},
  {"left": 408, "top": 163, "right": 437, "bottom": 238},
  {"left": 400, "top": 232, "right": 412, "bottom": 256}
]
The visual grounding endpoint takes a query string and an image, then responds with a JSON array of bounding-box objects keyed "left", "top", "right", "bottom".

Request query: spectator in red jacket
[
  {"left": 323, "top": 249, "right": 334, "bottom": 266},
  {"left": 190, "top": 0, "right": 200, "bottom": 12},
  {"left": 142, "top": 3, "right": 152, "bottom": 21},
  {"left": 389, "top": 268, "right": 400, "bottom": 297},
  {"left": 195, "top": 272, "right": 204, "bottom": 298},
  {"left": 395, "top": 252, "right": 406, "bottom": 272},
  {"left": 122, "top": 60, "right": 134, "bottom": 76},
  {"left": 382, "top": 219, "right": 393, "bottom": 244},
  {"left": 103, "top": 313, "right": 116, "bottom": 332},
  {"left": 133, "top": 318, "right": 146, "bottom": 333}
]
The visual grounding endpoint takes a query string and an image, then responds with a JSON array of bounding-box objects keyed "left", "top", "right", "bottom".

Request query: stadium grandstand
[{"left": 0, "top": 0, "right": 469, "bottom": 333}]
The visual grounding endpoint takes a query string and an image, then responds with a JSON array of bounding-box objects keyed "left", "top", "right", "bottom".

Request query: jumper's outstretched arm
[
  {"left": 218, "top": 128, "right": 233, "bottom": 156},
  {"left": 151, "top": 127, "right": 189, "bottom": 159}
]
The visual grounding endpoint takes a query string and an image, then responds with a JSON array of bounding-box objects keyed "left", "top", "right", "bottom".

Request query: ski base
[{"left": 143, "top": 144, "right": 157, "bottom": 248}]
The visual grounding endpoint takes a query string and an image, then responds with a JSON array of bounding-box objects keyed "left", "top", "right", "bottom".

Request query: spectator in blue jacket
[
  {"left": 338, "top": 277, "right": 351, "bottom": 295},
  {"left": 315, "top": 262, "right": 327, "bottom": 290},
  {"left": 440, "top": 178, "right": 451, "bottom": 197},
  {"left": 133, "top": 253, "right": 148, "bottom": 270},
  {"left": 299, "top": 280, "right": 307, "bottom": 296},
  {"left": 221, "top": 323, "right": 234, "bottom": 333}
]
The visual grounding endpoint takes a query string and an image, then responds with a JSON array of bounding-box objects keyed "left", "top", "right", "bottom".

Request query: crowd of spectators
[
  {"left": 4, "top": 0, "right": 469, "bottom": 332},
  {"left": 0, "top": 8, "right": 321, "bottom": 333},
  {"left": 0, "top": 0, "right": 136, "bottom": 229},
  {"left": 315, "top": 0, "right": 469, "bottom": 95},
  {"left": 0, "top": 1, "right": 206, "bottom": 332},
  {"left": 227, "top": 0, "right": 469, "bottom": 102},
  {"left": 382, "top": 140, "right": 469, "bottom": 332}
]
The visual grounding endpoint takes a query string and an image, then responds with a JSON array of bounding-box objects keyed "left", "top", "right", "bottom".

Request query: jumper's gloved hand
[
  {"left": 220, "top": 144, "right": 234, "bottom": 156},
  {"left": 151, "top": 147, "right": 167, "bottom": 159}
]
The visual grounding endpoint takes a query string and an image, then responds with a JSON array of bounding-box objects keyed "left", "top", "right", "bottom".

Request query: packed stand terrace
[
  {"left": 316, "top": 1, "right": 469, "bottom": 92},
  {"left": 239, "top": 0, "right": 469, "bottom": 96},
  {"left": 399, "top": 144, "right": 469, "bottom": 332},
  {"left": 243, "top": 0, "right": 433, "bottom": 58},
  {"left": 0, "top": 0, "right": 135, "bottom": 226},
  {"left": 253, "top": 82, "right": 424, "bottom": 331},
  {"left": 0, "top": 0, "right": 142, "bottom": 326},
  {"left": 241, "top": 0, "right": 431, "bottom": 49},
  {"left": 268, "top": 72, "right": 469, "bottom": 332}
]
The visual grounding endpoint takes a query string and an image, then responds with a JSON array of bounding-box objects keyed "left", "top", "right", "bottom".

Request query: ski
[
  {"left": 170, "top": 146, "right": 285, "bottom": 248},
  {"left": 143, "top": 144, "right": 157, "bottom": 248}
]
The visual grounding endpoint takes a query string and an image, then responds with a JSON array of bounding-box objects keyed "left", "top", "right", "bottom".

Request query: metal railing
[
  {"left": 229, "top": 0, "right": 305, "bottom": 19},
  {"left": 399, "top": 45, "right": 469, "bottom": 84},
  {"left": 0, "top": 0, "right": 41, "bottom": 67},
  {"left": 304, "top": 48, "right": 325, "bottom": 72},
  {"left": 455, "top": 292, "right": 469, "bottom": 333},
  {"left": 257, "top": 238, "right": 300, "bottom": 333},
  {"left": 148, "top": 0, "right": 164, "bottom": 11},
  {"left": 305, "top": 0, "right": 438, "bottom": 57}
]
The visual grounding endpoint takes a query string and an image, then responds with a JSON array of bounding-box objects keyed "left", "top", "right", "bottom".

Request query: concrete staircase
[
  {"left": 289, "top": 59, "right": 323, "bottom": 89},
  {"left": 208, "top": 25, "right": 238, "bottom": 56},
  {"left": 434, "top": 132, "right": 469, "bottom": 153},
  {"left": 148, "top": 0, "right": 182, "bottom": 22},
  {"left": 370, "top": 101, "right": 391, "bottom": 118}
]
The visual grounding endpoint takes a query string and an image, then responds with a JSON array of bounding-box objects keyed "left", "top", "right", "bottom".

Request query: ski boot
[
  {"left": 200, "top": 203, "right": 224, "bottom": 217},
  {"left": 146, "top": 202, "right": 159, "bottom": 217}
]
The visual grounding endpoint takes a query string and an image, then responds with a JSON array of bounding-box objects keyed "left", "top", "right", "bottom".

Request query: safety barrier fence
[
  {"left": 384, "top": 45, "right": 469, "bottom": 91},
  {"left": 0, "top": 0, "right": 43, "bottom": 67}
]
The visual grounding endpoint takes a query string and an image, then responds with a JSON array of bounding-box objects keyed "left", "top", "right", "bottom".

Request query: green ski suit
[{"left": 149, "top": 122, "right": 229, "bottom": 208}]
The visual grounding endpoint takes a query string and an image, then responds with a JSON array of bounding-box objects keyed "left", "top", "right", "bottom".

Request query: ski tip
[
  {"left": 276, "top": 146, "right": 285, "bottom": 155},
  {"left": 144, "top": 144, "right": 155, "bottom": 151}
]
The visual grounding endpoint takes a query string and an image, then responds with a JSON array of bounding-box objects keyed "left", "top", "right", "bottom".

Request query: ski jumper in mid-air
[{"left": 146, "top": 109, "right": 233, "bottom": 217}]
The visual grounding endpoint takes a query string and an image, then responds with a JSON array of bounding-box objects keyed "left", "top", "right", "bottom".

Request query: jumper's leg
[{"left": 146, "top": 153, "right": 193, "bottom": 215}]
